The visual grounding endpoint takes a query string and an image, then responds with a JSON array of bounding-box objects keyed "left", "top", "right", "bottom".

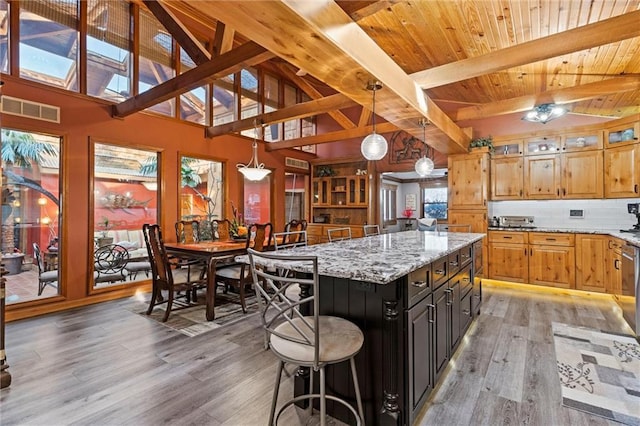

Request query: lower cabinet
[
  {"left": 407, "top": 293, "right": 433, "bottom": 417},
  {"left": 575, "top": 234, "right": 608, "bottom": 292},
  {"left": 432, "top": 283, "right": 449, "bottom": 383}
]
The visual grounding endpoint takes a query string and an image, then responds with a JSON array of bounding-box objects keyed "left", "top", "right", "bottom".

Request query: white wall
[{"left": 489, "top": 198, "right": 640, "bottom": 231}]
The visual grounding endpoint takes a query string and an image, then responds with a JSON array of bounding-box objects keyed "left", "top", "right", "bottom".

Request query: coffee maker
[{"left": 622, "top": 203, "right": 640, "bottom": 233}]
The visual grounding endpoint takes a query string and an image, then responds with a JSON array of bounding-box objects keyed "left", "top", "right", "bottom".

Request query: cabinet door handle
[
  {"left": 608, "top": 240, "right": 613, "bottom": 249},
  {"left": 562, "top": 188, "right": 566, "bottom": 196},
  {"left": 530, "top": 248, "right": 533, "bottom": 256},
  {"left": 427, "top": 304, "right": 435, "bottom": 323},
  {"left": 519, "top": 190, "right": 523, "bottom": 197},
  {"left": 411, "top": 281, "right": 427, "bottom": 288},
  {"left": 635, "top": 184, "right": 638, "bottom": 194},
  {"left": 545, "top": 238, "right": 557, "bottom": 241},
  {"left": 524, "top": 248, "right": 527, "bottom": 256},
  {"left": 614, "top": 259, "right": 621, "bottom": 270},
  {"left": 557, "top": 188, "right": 560, "bottom": 196},
  {"left": 449, "top": 261, "right": 459, "bottom": 267},
  {"left": 435, "top": 269, "right": 445, "bottom": 275},
  {"left": 503, "top": 236, "right": 513, "bottom": 239}
]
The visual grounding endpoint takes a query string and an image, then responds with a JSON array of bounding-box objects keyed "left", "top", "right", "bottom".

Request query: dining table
[{"left": 164, "top": 240, "right": 248, "bottom": 321}]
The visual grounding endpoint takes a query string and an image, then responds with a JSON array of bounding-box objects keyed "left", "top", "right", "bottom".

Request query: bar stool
[{"left": 248, "top": 248, "right": 365, "bottom": 425}]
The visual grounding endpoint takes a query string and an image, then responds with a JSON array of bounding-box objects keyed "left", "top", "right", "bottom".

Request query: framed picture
[{"left": 405, "top": 193, "right": 417, "bottom": 210}]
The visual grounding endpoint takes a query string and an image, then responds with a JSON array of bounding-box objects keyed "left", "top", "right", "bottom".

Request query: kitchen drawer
[
  {"left": 459, "top": 263, "right": 472, "bottom": 295},
  {"left": 432, "top": 256, "right": 448, "bottom": 287},
  {"left": 448, "top": 250, "right": 461, "bottom": 279},
  {"left": 459, "top": 245, "right": 472, "bottom": 267},
  {"left": 488, "top": 231, "right": 528, "bottom": 244},
  {"left": 529, "top": 232, "right": 574, "bottom": 246}
]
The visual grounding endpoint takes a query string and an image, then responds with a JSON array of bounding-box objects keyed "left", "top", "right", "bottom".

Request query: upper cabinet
[
  {"left": 524, "top": 154, "right": 561, "bottom": 199},
  {"left": 605, "top": 121, "right": 639, "bottom": 148},
  {"left": 448, "top": 151, "right": 489, "bottom": 209},
  {"left": 604, "top": 143, "right": 640, "bottom": 198},
  {"left": 524, "top": 136, "right": 561, "bottom": 156},
  {"left": 562, "top": 131, "right": 603, "bottom": 152}
]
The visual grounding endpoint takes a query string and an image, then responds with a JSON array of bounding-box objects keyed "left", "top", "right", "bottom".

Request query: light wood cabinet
[
  {"left": 605, "top": 121, "right": 639, "bottom": 148},
  {"left": 575, "top": 234, "right": 607, "bottom": 293},
  {"left": 448, "top": 152, "right": 488, "bottom": 210},
  {"left": 605, "top": 238, "right": 623, "bottom": 295},
  {"left": 562, "top": 131, "right": 602, "bottom": 152},
  {"left": 562, "top": 150, "right": 603, "bottom": 199},
  {"left": 306, "top": 224, "right": 365, "bottom": 245},
  {"left": 449, "top": 210, "right": 489, "bottom": 273},
  {"left": 523, "top": 151, "right": 603, "bottom": 199},
  {"left": 524, "top": 154, "right": 561, "bottom": 199},
  {"left": 524, "top": 135, "right": 561, "bottom": 156},
  {"left": 604, "top": 143, "right": 640, "bottom": 198},
  {"left": 312, "top": 178, "right": 330, "bottom": 206},
  {"left": 528, "top": 233, "right": 575, "bottom": 289},
  {"left": 488, "top": 231, "right": 528, "bottom": 283},
  {"left": 491, "top": 156, "right": 523, "bottom": 200},
  {"left": 347, "top": 176, "right": 368, "bottom": 206}
]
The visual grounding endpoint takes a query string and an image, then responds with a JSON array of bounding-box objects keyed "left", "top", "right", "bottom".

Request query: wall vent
[
  {"left": 285, "top": 157, "right": 310, "bottom": 170},
  {"left": 0, "top": 96, "right": 60, "bottom": 123}
]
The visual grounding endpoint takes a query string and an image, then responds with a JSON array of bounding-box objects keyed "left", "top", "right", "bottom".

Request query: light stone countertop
[
  {"left": 488, "top": 227, "right": 640, "bottom": 247},
  {"left": 239, "top": 230, "right": 485, "bottom": 285}
]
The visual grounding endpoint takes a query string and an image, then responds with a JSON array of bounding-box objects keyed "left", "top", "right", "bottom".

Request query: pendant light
[
  {"left": 237, "top": 120, "right": 271, "bottom": 181},
  {"left": 360, "top": 81, "right": 388, "bottom": 161},
  {"left": 415, "top": 118, "right": 434, "bottom": 177}
]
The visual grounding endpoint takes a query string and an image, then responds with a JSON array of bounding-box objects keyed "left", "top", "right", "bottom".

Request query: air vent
[
  {"left": 285, "top": 157, "right": 310, "bottom": 170},
  {"left": 0, "top": 95, "right": 60, "bottom": 123}
]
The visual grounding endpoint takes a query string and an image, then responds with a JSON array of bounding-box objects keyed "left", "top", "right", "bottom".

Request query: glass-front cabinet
[
  {"left": 348, "top": 176, "right": 367, "bottom": 206},
  {"left": 524, "top": 136, "right": 561, "bottom": 156},
  {"left": 605, "top": 122, "right": 639, "bottom": 148},
  {"left": 493, "top": 139, "right": 523, "bottom": 157},
  {"left": 312, "top": 178, "right": 329, "bottom": 206},
  {"left": 563, "top": 131, "right": 603, "bottom": 152}
]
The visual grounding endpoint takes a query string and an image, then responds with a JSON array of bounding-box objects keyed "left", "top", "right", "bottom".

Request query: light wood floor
[{"left": 1, "top": 283, "right": 633, "bottom": 425}]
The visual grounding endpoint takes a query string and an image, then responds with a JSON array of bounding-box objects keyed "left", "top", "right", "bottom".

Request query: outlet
[{"left": 569, "top": 209, "right": 584, "bottom": 218}]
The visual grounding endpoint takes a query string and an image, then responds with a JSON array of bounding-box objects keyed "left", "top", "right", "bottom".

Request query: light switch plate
[{"left": 569, "top": 209, "right": 584, "bottom": 218}]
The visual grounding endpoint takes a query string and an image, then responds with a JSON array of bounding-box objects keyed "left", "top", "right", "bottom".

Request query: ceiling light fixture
[
  {"left": 361, "top": 81, "right": 388, "bottom": 161},
  {"left": 415, "top": 118, "right": 434, "bottom": 177},
  {"left": 522, "top": 103, "right": 567, "bottom": 124},
  {"left": 237, "top": 120, "right": 271, "bottom": 181}
]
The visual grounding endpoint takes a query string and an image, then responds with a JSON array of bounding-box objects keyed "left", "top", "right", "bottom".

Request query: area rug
[
  {"left": 552, "top": 322, "right": 640, "bottom": 425},
  {"left": 132, "top": 294, "right": 259, "bottom": 337}
]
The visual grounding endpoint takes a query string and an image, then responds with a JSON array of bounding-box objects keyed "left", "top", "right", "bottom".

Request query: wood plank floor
[{"left": 2, "top": 283, "right": 633, "bottom": 425}]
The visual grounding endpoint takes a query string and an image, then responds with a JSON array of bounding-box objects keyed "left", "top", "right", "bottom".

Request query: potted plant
[
  {"left": 469, "top": 136, "right": 494, "bottom": 154},
  {"left": 96, "top": 217, "right": 114, "bottom": 247}
]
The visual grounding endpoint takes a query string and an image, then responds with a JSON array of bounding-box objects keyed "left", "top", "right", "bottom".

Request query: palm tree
[{"left": 1, "top": 129, "right": 58, "bottom": 253}]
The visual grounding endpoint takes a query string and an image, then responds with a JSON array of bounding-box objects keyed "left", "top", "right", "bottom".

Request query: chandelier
[
  {"left": 522, "top": 103, "right": 567, "bottom": 124},
  {"left": 414, "top": 119, "right": 434, "bottom": 177},
  {"left": 237, "top": 120, "right": 271, "bottom": 181},
  {"left": 360, "top": 81, "right": 388, "bottom": 161}
]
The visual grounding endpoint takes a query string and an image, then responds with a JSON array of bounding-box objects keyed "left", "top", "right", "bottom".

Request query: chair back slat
[
  {"left": 248, "top": 248, "right": 320, "bottom": 368},
  {"left": 248, "top": 222, "right": 273, "bottom": 252},
  {"left": 143, "top": 224, "right": 174, "bottom": 288},
  {"left": 212, "top": 219, "right": 232, "bottom": 241},
  {"left": 32, "top": 242, "right": 45, "bottom": 273},
  {"left": 175, "top": 220, "right": 200, "bottom": 243},
  {"left": 274, "top": 231, "right": 308, "bottom": 250}
]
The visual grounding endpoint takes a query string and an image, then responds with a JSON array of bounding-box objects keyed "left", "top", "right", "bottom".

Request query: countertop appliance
[
  {"left": 619, "top": 243, "right": 639, "bottom": 338},
  {"left": 621, "top": 203, "right": 640, "bottom": 233},
  {"left": 496, "top": 216, "right": 536, "bottom": 228}
]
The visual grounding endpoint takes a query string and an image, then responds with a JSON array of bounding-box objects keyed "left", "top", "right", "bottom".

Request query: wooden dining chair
[
  {"left": 143, "top": 224, "right": 207, "bottom": 322},
  {"left": 174, "top": 220, "right": 205, "bottom": 282},
  {"left": 212, "top": 218, "right": 232, "bottom": 241},
  {"left": 283, "top": 220, "right": 307, "bottom": 246},
  {"left": 216, "top": 222, "right": 273, "bottom": 312},
  {"left": 274, "top": 230, "right": 308, "bottom": 250}
]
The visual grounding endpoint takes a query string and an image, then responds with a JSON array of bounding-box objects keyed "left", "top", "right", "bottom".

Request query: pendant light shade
[
  {"left": 415, "top": 119, "right": 434, "bottom": 177},
  {"left": 361, "top": 81, "right": 388, "bottom": 161},
  {"left": 237, "top": 120, "right": 271, "bottom": 181}
]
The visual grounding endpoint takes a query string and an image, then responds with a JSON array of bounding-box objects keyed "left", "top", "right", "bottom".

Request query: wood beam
[
  {"left": 358, "top": 107, "right": 372, "bottom": 127},
  {"left": 452, "top": 76, "right": 640, "bottom": 121},
  {"left": 266, "top": 122, "right": 398, "bottom": 151},
  {"left": 275, "top": 63, "right": 357, "bottom": 130},
  {"left": 213, "top": 21, "right": 235, "bottom": 55},
  {"left": 206, "top": 93, "right": 358, "bottom": 138},
  {"left": 337, "top": 1, "right": 401, "bottom": 21},
  {"left": 191, "top": 1, "right": 468, "bottom": 154},
  {"left": 412, "top": 10, "right": 640, "bottom": 89},
  {"left": 142, "top": 0, "right": 211, "bottom": 65},
  {"left": 113, "top": 42, "right": 272, "bottom": 118}
]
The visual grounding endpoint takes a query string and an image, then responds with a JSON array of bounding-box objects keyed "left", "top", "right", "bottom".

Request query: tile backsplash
[{"left": 489, "top": 198, "right": 640, "bottom": 231}]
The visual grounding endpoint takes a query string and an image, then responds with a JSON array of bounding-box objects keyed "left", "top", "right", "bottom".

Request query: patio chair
[
  {"left": 93, "top": 244, "right": 130, "bottom": 284},
  {"left": 33, "top": 243, "right": 58, "bottom": 296}
]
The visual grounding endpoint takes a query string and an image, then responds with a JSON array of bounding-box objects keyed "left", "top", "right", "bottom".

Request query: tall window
[
  {"left": 0, "top": 0, "right": 9, "bottom": 73},
  {"left": 92, "top": 142, "right": 158, "bottom": 291},
  {"left": 263, "top": 73, "right": 281, "bottom": 142},
  {"left": 19, "top": 0, "right": 79, "bottom": 91},
  {"left": 86, "top": 0, "right": 131, "bottom": 101},
  {"left": 283, "top": 83, "right": 299, "bottom": 139},
  {"left": 179, "top": 155, "right": 224, "bottom": 240},
  {"left": 213, "top": 74, "right": 236, "bottom": 125},
  {"left": 284, "top": 173, "right": 307, "bottom": 222},
  {"left": 179, "top": 47, "right": 208, "bottom": 125},
  {"left": 421, "top": 177, "right": 448, "bottom": 219},
  {"left": 381, "top": 183, "right": 397, "bottom": 226},
  {"left": 139, "top": 9, "right": 175, "bottom": 116},
  {"left": 2, "top": 129, "right": 61, "bottom": 305}
]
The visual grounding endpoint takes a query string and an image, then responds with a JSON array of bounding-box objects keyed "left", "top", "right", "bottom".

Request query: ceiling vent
[
  {"left": 285, "top": 157, "right": 310, "bottom": 170},
  {"left": 0, "top": 95, "right": 60, "bottom": 123}
]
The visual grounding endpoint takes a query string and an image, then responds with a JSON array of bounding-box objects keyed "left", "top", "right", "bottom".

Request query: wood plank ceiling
[{"left": 128, "top": 0, "right": 640, "bottom": 155}]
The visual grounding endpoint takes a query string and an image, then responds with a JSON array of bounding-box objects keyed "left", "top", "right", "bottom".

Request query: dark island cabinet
[{"left": 297, "top": 241, "right": 483, "bottom": 426}]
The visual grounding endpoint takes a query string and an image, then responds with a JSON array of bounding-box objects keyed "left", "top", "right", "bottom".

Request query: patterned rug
[
  {"left": 133, "top": 294, "right": 259, "bottom": 337},
  {"left": 552, "top": 322, "right": 640, "bottom": 425}
]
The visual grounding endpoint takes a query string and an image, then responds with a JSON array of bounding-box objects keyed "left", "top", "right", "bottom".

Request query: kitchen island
[{"left": 244, "top": 230, "right": 485, "bottom": 425}]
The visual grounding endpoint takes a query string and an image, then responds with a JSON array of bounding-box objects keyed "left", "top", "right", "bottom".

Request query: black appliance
[{"left": 621, "top": 203, "right": 640, "bottom": 233}]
